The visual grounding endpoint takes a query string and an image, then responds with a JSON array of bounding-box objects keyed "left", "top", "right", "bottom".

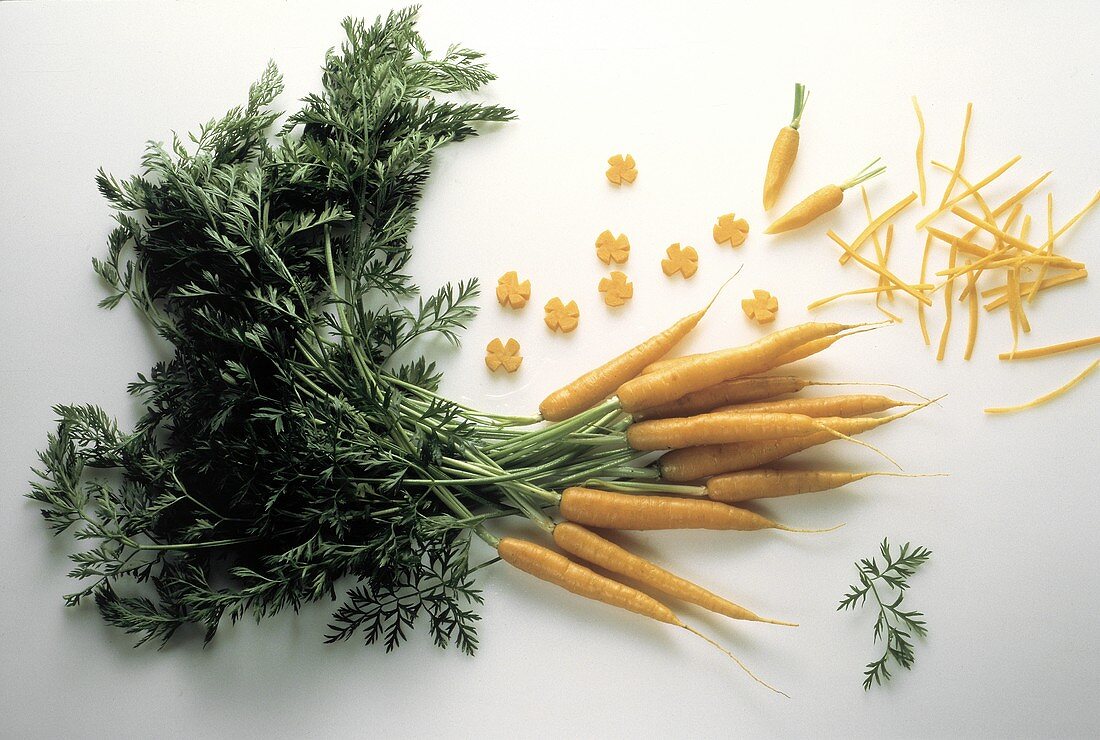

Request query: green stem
[
  {"left": 790, "top": 82, "right": 809, "bottom": 130},
  {"left": 840, "top": 158, "right": 886, "bottom": 190},
  {"left": 581, "top": 478, "right": 704, "bottom": 495}
]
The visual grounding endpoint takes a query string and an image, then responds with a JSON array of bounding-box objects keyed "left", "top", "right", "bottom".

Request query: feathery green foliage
[
  {"left": 838, "top": 538, "right": 932, "bottom": 689},
  {"left": 29, "top": 8, "right": 647, "bottom": 653}
]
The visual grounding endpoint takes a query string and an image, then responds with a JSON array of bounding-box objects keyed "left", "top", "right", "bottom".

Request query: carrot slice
[
  {"left": 985, "top": 359, "right": 1099, "bottom": 414},
  {"left": 964, "top": 266, "right": 978, "bottom": 360}
]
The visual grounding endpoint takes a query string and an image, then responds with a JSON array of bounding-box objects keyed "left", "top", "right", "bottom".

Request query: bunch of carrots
[{"left": 480, "top": 289, "right": 937, "bottom": 695}]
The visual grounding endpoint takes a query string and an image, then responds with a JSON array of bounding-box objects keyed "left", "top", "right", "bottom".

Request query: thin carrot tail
[
  {"left": 753, "top": 616, "right": 799, "bottom": 628},
  {"left": 681, "top": 624, "right": 790, "bottom": 698},
  {"left": 704, "top": 266, "right": 744, "bottom": 312},
  {"left": 775, "top": 522, "right": 845, "bottom": 534},
  {"left": 811, "top": 380, "right": 934, "bottom": 403},
  {"left": 813, "top": 422, "right": 902, "bottom": 471}
]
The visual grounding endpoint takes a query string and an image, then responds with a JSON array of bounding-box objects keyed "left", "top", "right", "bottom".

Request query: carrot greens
[
  {"left": 838, "top": 539, "right": 932, "bottom": 690},
  {"left": 27, "top": 10, "right": 647, "bottom": 653}
]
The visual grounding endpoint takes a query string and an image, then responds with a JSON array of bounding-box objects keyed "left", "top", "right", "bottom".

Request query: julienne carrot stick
[
  {"left": 964, "top": 267, "right": 979, "bottom": 361},
  {"left": 997, "top": 335, "right": 1100, "bottom": 360},
  {"left": 837, "top": 192, "right": 917, "bottom": 266},
  {"left": 827, "top": 232, "right": 933, "bottom": 306},
  {"left": 912, "top": 96, "right": 927, "bottom": 205},
  {"left": 765, "top": 159, "right": 886, "bottom": 235},
  {"left": 496, "top": 536, "right": 787, "bottom": 695},
  {"left": 807, "top": 285, "right": 934, "bottom": 312},
  {"left": 914, "top": 154, "right": 1021, "bottom": 231},
  {"left": 983, "top": 270, "right": 1088, "bottom": 311},
  {"left": 763, "top": 83, "right": 809, "bottom": 210},
  {"left": 919, "top": 102, "right": 972, "bottom": 342},
  {"left": 984, "top": 359, "right": 1099, "bottom": 414}
]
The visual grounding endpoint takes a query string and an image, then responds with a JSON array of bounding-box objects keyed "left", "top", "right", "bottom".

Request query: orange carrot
[
  {"left": 658, "top": 401, "right": 936, "bottom": 481},
  {"left": 714, "top": 394, "right": 915, "bottom": 418},
  {"left": 626, "top": 411, "right": 833, "bottom": 451},
  {"left": 765, "top": 159, "right": 886, "bottom": 235},
  {"left": 538, "top": 282, "right": 727, "bottom": 421},
  {"left": 763, "top": 83, "right": 809, "bottom": 210},
  {"left": 498, "top": 536, "right": 787, "bottom": 695},
  {"left": 552, "top": 522, "right": 795, "bottom": 626},
  {"left": 633, "top": 375, "right": 813, "bottom": 419},
  {"left": 704, "top": 469, "right": 936, "bottom": 503},
  {"left": 558, "top": 487, "right": 832, "bottom": 532},
  {"left": 616, "top": 322, "right": 854, "bottom": 412}
]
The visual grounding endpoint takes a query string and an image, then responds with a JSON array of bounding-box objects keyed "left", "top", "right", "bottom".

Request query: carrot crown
[
  {"left": 790, "top": 83, "right": 809, "bottom": 130},
  {"left": 840, "top": 157, "right": 886, "bottom": 190}
]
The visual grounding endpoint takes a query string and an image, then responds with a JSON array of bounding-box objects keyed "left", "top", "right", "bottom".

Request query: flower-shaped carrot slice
[
  {"left": 661, "top": 243, "right": 698, "bottom": 279},
  {"left": 496, "top": 271, "right": 531, "bottom": 309},
  {"left": 713, "top": 213, "right": 750, "bottom": 247},
  {"left": 544, "top": 297, "right": 580, "bottom": 333},
  {"left": 595, "top": 230, "right": 630, "bottom": 265},
  {"left": 485, "top": 338, "right": 523, "bottom": 372},
  {"left": 598, "top": 271, "right": 634, "bottom": 307},
  {"left": 742, "top": 289, "right": 779, "bottom": 324},
  {"left": 605, "top": 154, "right": 637, "bottom": 185}
]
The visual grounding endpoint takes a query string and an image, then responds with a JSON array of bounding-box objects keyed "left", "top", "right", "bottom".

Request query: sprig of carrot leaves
[{"left": 838, "top": 538, "right": 931, "bottom": 690}]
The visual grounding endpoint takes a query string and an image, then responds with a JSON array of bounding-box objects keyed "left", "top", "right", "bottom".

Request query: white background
[{"left": 2, "top": 1, "right": 1098, "bottom": 737}]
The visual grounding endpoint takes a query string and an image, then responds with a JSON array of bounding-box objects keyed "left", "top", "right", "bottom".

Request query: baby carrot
[
  {"left": 552, "top": 522, "right": 795, "bottom": 626},
  {"left": 558, "top": 487, "right": 832, "bottom": 532},
  {"left": 703, "top": 469, "right": 937, "bottom": 503},
  {"left": 498, "top": 536, "right": 786, "bottom": 695},
  {"left": 763, "top": 83, "right": 809, "bottom": 210},
  {"left": 764, "top": 159, "right": 886, "bottom": 235},
  {"left": 616, "top": 322, "right": 854, "bottom": 412},
  {"left": 538, "top": 281, "right": 727, "bottom": 421}
]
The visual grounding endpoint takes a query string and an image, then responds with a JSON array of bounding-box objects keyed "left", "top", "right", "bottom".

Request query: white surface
[{"left": 2, "top": 1, "right": 1098, "bottom": 737}]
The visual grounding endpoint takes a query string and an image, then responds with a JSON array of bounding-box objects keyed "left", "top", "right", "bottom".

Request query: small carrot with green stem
[
  {"left": 765, "top": 159, "right": 886, "bottom": 235},
  {"left": 763, "top": 83, "right": 810, "bottom": 210}
]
